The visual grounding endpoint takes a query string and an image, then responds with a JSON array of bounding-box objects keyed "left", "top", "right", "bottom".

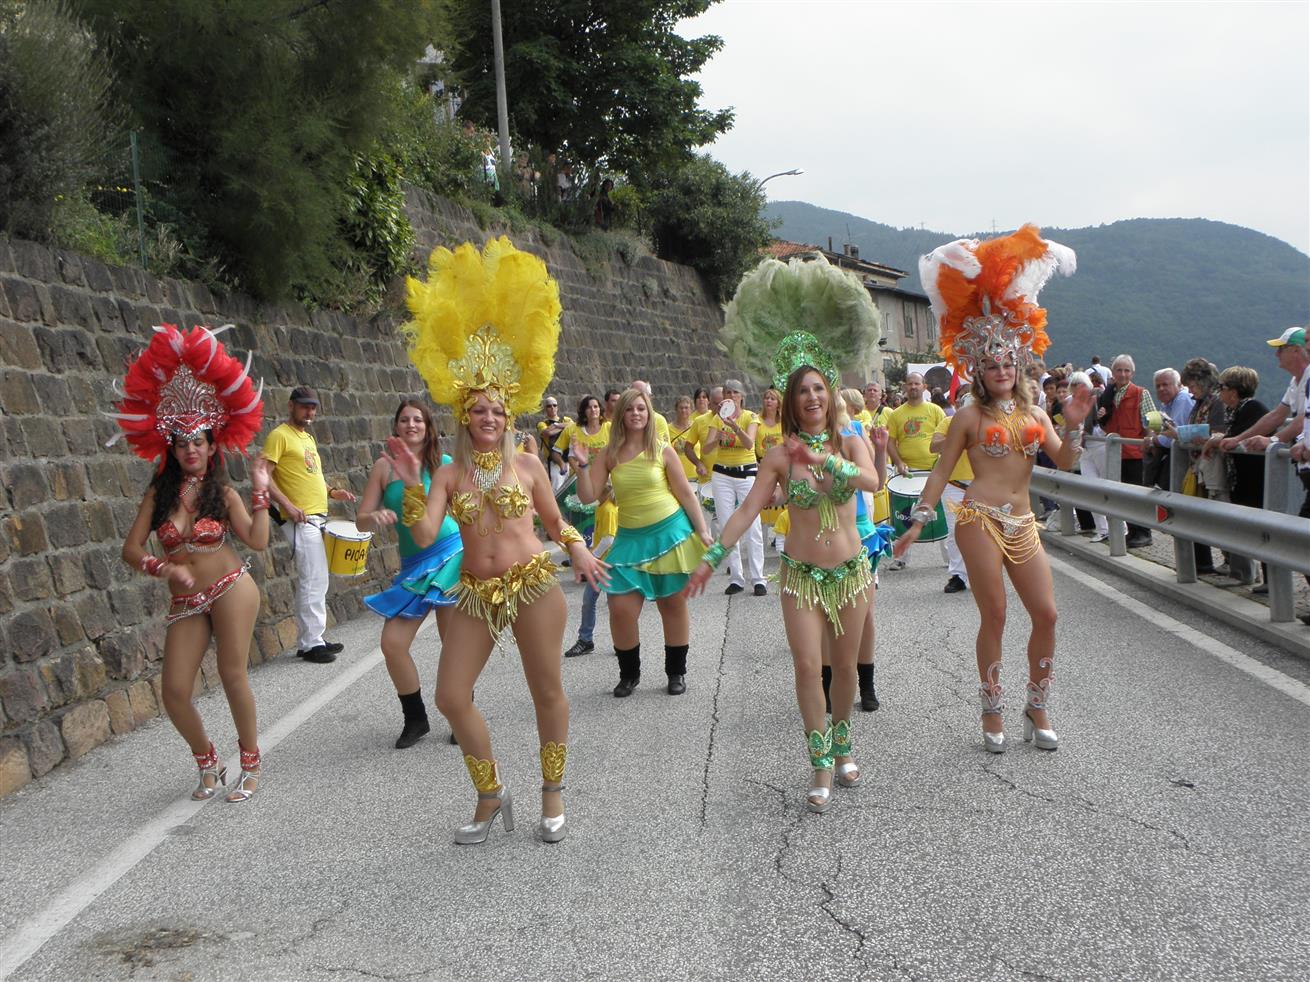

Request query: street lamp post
[
  {"left": 758, "top": 168, "right": 804, "bottom": 188},
  {"left": 490, "top": 0, "right": 512, "bottom": 181}
]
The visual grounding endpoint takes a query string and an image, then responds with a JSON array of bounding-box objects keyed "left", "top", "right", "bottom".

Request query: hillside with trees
[{"left": 766, "top": 201, "right": 1309, "bottom": 401}]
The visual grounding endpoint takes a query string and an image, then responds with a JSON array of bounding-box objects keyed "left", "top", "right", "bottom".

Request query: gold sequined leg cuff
[
  {"left": 540, "top": 741, "right": 567, "bottom": 787},
  {"left": 463, "top": 755, "right": 501, "bottom": 794}
]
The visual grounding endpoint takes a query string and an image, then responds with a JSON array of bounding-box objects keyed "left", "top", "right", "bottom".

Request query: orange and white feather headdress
[{"left": 919, "top": 224, "right": 1076, "bottom": 379}]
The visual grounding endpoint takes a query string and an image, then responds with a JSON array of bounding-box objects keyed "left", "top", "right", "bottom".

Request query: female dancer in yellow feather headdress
[{"left": 385, "top": 237, "right": 609, "bottom": 845}]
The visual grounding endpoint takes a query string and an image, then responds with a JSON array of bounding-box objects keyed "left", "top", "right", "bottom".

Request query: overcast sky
[{"left": 680, "top": 0, "right": 1310, "bottom": 255}]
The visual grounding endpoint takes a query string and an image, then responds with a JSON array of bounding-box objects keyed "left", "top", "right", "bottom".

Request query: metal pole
[
  {"left": 1106, "top": 436, "right": 1127, "bottom": 557},
  {"left": 490, "top": 0, "right": 512, "bottom": 183},
  {"left": 1170, "top": 442, "right": 1197, "bottom": 583},
  {"left": 130, "top": 132, "right": 147, "bottom": 268},
  {"left": 1263, "top": 446, "right": 1295, "bottom": 622}
]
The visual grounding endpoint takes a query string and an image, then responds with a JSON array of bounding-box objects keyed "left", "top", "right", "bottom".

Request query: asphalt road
[{"left": 2, "top": 541, "right": 1308, "bottom": 981}]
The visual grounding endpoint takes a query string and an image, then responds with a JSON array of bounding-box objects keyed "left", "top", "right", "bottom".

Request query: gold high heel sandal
[
  {"left": 539, "top": 742, "right": 567, "bottom": 843},
  {"left": 454, "top": 756, "right": 515, "bottom": 845}
]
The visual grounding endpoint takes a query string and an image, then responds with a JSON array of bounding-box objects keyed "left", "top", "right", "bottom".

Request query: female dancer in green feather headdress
[{"left": 689, "top": 256, "right": 887, "bottom": 813}]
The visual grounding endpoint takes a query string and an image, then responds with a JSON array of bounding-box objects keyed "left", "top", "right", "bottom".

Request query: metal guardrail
[{"left": 1031, "top": 434, "right": 1309, "bottom": 623}]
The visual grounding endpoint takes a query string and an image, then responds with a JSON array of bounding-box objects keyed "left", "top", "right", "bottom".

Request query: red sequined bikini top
[{"left": 158, "top": 518, "right": 228, "bottom": 553}]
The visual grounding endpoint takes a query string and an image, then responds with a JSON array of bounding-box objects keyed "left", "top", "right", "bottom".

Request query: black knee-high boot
[
  {"left": 858, "top": 663, "right": 879, "bottom": 712},
  {"left": 665, "top": 644, "right": 688, "bottom": 695},
  {"left": 614, "top": 645, "right": 640, "bottom": 698},
  {"left": 395, "top": 689, "right": 430, "bottom": 749},
  {"left": 821, "top": 665, "right": 832, "bottom": 714}
]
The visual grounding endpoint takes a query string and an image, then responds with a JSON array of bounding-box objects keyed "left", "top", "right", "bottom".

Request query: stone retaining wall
[{"left": 0, "top": 192, "right": 734, "bottom": 795}]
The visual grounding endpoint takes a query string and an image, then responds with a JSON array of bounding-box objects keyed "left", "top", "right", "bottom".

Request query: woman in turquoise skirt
[
  {"left": 357, "top": 401, "right": 463, "bottom": 748},
  {"left": 572, "top": 388, "right": 712, "bottom": 697}
]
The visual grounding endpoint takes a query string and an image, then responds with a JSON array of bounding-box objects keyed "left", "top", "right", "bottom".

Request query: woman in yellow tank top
[
  {"left": 756, "top": 388, "right": 785, "bottom": 533},
  {"left": 669, "top": 394, "right": 704, "bottom": 484},
  {"left": 573, "top": 389, "right": 711, "bottom": 697}
]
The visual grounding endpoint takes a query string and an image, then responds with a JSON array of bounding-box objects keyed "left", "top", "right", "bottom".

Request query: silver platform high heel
[
  {"left": 539, "top": 741, "right": 567, "bottom": 843},
  {"left": 805, "top": 724, "right": 834, "bottom": 812},
  {"left": 832, "top": 719, "right": 861, "bottom": 788},
  {"left": 1023, "top": 660, "right": 1059, "bottom": 751},
  {"left": 191, "top": 742, "right": 226, "bottom": 800},
  {"left": 454, "top": 757, "right": 515, "bottom": 845},
  {"left": 980, "top": 662, "right": 1006, "bottom": 754}
]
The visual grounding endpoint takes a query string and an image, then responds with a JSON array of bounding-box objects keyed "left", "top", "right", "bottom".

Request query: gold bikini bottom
[
  {"left": 952, "top": 500, "right": 1041, "bottom": 565},
  {"left": 452, "top": 551, "right": 560, "bottom": 639}
]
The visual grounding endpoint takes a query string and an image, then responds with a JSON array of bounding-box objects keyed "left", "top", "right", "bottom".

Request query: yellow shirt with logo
[
  {"left": 708, "top": 409, "right": 759, "bottom": 468},
  {"left": 755, "top": 419, "right": 784, "bottom": 460},
  {"left": 935, "top": 414, "right": 974, "bottom": 483},
  {"left": 560, "top": 420, "right": 610, "bottom": 466},
  {"left": 263, "top": 423, "right": 328, "bottom": 515},
  {"left": 888, "top": 401, "right": 946, "bottom": 471},
  {"left": 689, "top": 412, "right": 717, "bottom": 471},
  {"left": 669, "top": 419, "right": 700, "bottom": 482},
  {"left": 651, "top": 410, "right": 671, "bottom": 445}
]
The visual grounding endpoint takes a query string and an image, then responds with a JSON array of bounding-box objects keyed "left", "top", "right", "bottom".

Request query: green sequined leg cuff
[
  {"left": 807, "top": 725, "right": 834, "bottom": 770},
  {"left": 703, "top": 541, "right": 728, "bottom": 570},
  {"left": 832, "top": 718, "right": 853, "bottom": 757}
]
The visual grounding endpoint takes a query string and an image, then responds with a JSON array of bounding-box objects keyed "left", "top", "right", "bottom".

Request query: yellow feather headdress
[{"left": 402, "top": 236, "right": 562, "bottom": 422}]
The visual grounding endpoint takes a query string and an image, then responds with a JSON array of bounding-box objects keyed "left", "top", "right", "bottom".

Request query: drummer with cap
[
  {"left": 263, "top": 385, "right": 358, "bottom": 663},
  {"left": 884, "top": 373, "right": 946, "bottom": 570}
]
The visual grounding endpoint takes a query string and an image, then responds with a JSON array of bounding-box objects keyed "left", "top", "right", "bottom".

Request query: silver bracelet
[{"left": 910, "top": 504, "right": 936, "bottom": 526}]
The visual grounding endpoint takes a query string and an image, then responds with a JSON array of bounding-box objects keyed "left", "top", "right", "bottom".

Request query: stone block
[
  {"left": 105, "top": 689, "right": 134, "bottom": 734},
  {"left": 3, "top": 512, "right": 49, "bottom": 555},
  {"left": 48, "top": 554, "right": 88, "bottom": 596},
  {"left": 66, "top": 374, "right": 99, "bottom": 413},
  {"left": 48, "top": 284, "right": 97, "bottom": 329},
  {"left": 31, "top": 373, "right": 72, "bottom": 415},
  {"left": 73, "top": 646, "right": 108, "bottom": 697},
  {"left": 10, "top": 555, "right": 54, "bottom": 601},
  {"left": 48, "top": 461, "right": 88, "bottom": 501},
  {"left": 84, "top": 502, "right": 117, "bottom": 549},
  {"left": 51, "top": 602, "right": 85, "bottom": 645},
  {"left": 20, "top": 415, "right": 66, "bottom": 458},
  {"left": 81, "top": 257, "right": 114, "bottom": 292},
  {"left": 0, "top": 319, "right": 43, "bottom": 369},
  {"left": 100, "top": 631, "right": 146, "bottom": 679},
  {"left": 38, "top": 661, "right": 71, "bottom": 709},
  {"left": 276, "top": 616, "right": 299, "bottom": 652},
  {"left": 0, "top": 573, "right": 11, "bottom": 616},
  {"left": 0, "top": 738, "right": 32, "bottom": 796},
  {"left": 3, "top": 278, "right": 48, "bottom": 327},
  {"left": 1, "top": 416, "right": 28, "bottom": 458},
  {"left": 24, "top": 720, "right": 65, "bottom": 777},
  {"left": 44, "top": 503, "right": 90, "bottom": 549},
  {"left": 95, "top": 333, "right": 137, "bottom": 374},
  {"left": 10, "top": 239, "right": 54, "bottom": 280},
  {"left": 148, "top": 674, "right": 163, "bottom": 712},
  {"left": 61, "top": 700, "right": 112, "bottom": 759},
  {"left": 64, "top": 420, "right": 100, "bottom": 456},
  {"left": 89, "top": 295, "right": 125, "bottom": 333},
  {"left": 0, "top": 369, "right": 40, "bottom": 414},
  {"left": 0, "top": 665, "right": 48, "bottom": 723},
  {"left": 127, "top": 677, "right": 159, "bottom": 723},
  {"left": 7, "top": 606, "right": 58, "bottom": 659},
  {"left": 33, "top": 325, "right": 98, "bottom": 372},
  {"left": 75, "top": 590, "right": 115, "bottom": 640},
  {"left": 107, "top": 587, "right": 147, "bottom": 627},
  {"left": 82, "top": 544, "right": 119, "bottom": 588}
]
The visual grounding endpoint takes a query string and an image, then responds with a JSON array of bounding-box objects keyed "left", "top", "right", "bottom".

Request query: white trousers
[
  {"left": 941, "top": 483, "right": 969, "bottom": 583},
  {"left": 283, "top": 517, "right": 329, "bottom": 650},
  {"left": 711, "top": 470, "right": 765, "bottom": 586},
  {"left": 1078, "top": 442, "right": 1118, "bottom": 537}
]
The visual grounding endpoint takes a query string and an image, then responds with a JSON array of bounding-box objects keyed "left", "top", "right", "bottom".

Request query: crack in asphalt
[
  {"left": 698, "top": 593, "right": 733, "bottom": 831},
  {"left": 313, "top": 966, "right": 434, "bottom": 980},
  {"left": 818, "top": 853, "right": 869, "bottom": 959},
  {"left": 983, "top": 765, "right": 1196, "bottom": 851}
]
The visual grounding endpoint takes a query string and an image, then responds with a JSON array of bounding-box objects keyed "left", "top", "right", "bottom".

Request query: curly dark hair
[{"left": 149, "top": 433, "right": 229, "bottom": 530}]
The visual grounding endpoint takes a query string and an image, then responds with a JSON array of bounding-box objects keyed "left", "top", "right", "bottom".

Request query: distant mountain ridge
[{"left": 765, "top": 201, "right": 1309, "bottom": 404}]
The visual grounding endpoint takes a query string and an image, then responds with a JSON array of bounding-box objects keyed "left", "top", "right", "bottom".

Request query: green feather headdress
[{"left": 719, "top": 255, "right": 882, "bottom": 393}]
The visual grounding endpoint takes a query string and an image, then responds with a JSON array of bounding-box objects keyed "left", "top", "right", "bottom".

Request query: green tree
[
  {"left": 643, "top": 154, "right": 774, "bottom": 302},
  {"left": 445, "top": 0, "right": 732, "bottom": 178},
  {"left": 70, "top": 0, "right": 447, "bottom": 300}
]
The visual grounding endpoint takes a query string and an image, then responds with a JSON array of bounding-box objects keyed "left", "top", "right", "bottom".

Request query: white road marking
[
  {"left": 1046, "top": 553, "right": 1310, "bottom": 708},
  {"left": 0, "top": 621, "right": 431, "bottom": 981}
]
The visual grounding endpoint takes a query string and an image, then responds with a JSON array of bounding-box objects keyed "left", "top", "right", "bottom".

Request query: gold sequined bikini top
[{"left": 449, "top": 483, "right": 532, "bottom": 534}]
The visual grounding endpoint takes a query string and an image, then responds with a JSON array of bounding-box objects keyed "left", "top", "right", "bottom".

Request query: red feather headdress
[
  {"left": 919, "top": 224, "right": 1076, "bottom": 379},
  {"left": 106, "top": 324, "right": 264, "bottom": 465}
]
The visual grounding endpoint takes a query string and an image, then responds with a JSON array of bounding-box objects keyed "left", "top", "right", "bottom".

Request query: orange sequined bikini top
[{"left": 979, "top": 401, "right": 1045, "bottom": 458}]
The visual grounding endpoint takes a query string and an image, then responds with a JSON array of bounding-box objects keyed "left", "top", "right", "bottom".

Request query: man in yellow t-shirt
[
  {"left": 702, "top": 378, "right": 765, "bottom": 594},
  {"left": 931, "top": 409, "right": 975, "bottom": 594},
  {"left": 263, "top": 386, "right": 357, "bottom": 663},
  {"left": 887, "top": 373, "right": 946, "bottom": 474}
]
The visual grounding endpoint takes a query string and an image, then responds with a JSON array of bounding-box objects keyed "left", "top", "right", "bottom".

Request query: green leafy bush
[{"left": 0, "top": 0, "right": 123, "bottom": 239}]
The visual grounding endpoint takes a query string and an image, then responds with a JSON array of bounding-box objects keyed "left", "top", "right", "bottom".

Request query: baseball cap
[
  {"left": 1267, "top": 326, "right": 1306, "bottom": 348},
  {"left": 290, "top": 386, "right": 320, "bottom": 406}
]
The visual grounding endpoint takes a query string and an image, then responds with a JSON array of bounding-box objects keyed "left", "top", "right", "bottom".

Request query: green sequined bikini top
[{"left": 785, "top": 450, "right": 856, "bottom": 539}]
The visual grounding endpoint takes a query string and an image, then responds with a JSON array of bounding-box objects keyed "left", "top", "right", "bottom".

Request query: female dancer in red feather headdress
[{"left": 112, "top": 324, "right": 270, "bottom": 801}]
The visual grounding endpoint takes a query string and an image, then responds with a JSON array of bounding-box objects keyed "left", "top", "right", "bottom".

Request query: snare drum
[
  {"left": 887, "top": 472, "right": 948, "bottom": 543},
  {"left": 698, "top": 482, "right": 716, "bottom": 516},
  {"left": 323, "top": 520, "right": 373, "bottom": 576}
]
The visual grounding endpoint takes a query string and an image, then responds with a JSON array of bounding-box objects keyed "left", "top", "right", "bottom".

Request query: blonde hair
[
  {"left": 604, "top": 388, "right": 659, "bottom": 468},
  {"left": 841, "top": 387, "right": 865, "bottom": 418},
  {"left": 760, "top": 387, "right": 783, "bottom": 424}
]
